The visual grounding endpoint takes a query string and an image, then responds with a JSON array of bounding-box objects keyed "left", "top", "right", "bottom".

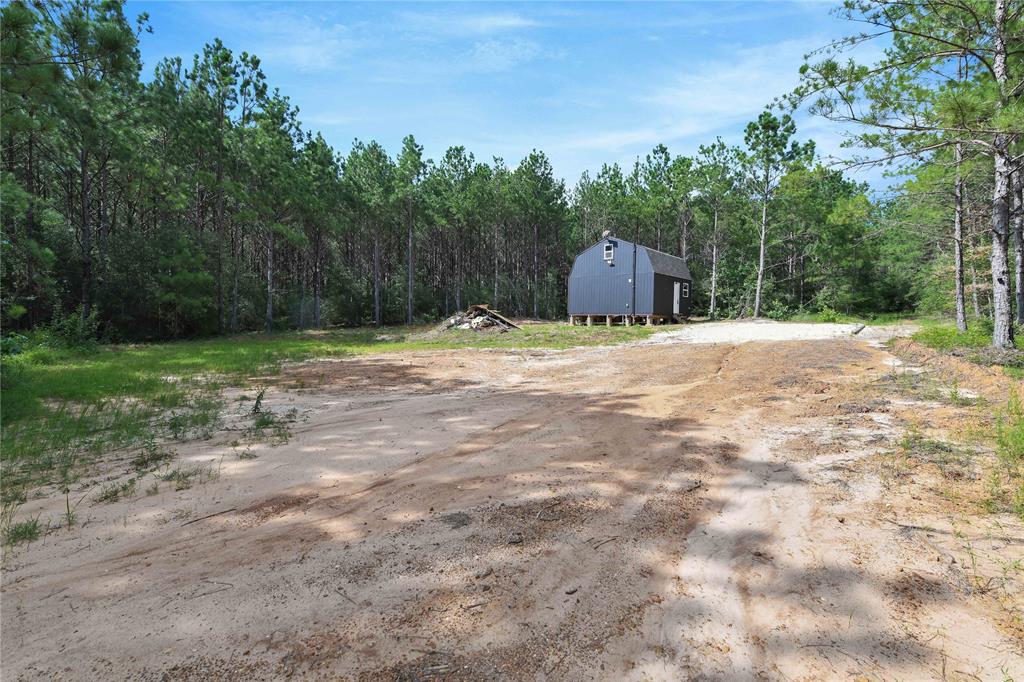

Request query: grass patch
[
  {"left": 1, "top": 322, "right": 661, "bottom": 494},
  {"left": 159, "top": 463, "right": 218, "bottom": 491},
  {"left": 131, "top": 440, "right": 175, "bottom": 473},
  {"left": 95, "top": 478, "right": 138, "bottom": 504},
  {"left": 912, "top": 319, "right": 1024, "bottom": 352},
  {"left": 898, "top": 426, "right": 976, "bottom": 481},
  {"left": 3, "top": 517, "right": 41, "bottom": 546}
]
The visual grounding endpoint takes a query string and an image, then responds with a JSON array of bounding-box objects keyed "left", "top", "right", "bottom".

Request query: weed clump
[
  {"left": 3, "top": 518, "right": 41, "bottom": 546},
  {"left": 95, "top": 478, "right": 138, "bottom": 504},
  {"left": 985, "top": 390, "right": 1024, "bottom": 520},
  {"left": 159, "top": 463, "right": 217, "bottom": 491}
]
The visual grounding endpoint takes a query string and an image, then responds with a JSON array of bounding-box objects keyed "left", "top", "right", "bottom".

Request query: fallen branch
[
  {"left": 181, "top": 507, "right": 237, "bottom": 526},
  {"left": 335, "top": 585, "right": 358, "bottom": 606}
]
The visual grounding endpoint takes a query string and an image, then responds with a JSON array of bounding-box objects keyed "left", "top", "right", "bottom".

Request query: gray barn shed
[{"left": 567, "top": 235, "right": 691, "bottom": 325}]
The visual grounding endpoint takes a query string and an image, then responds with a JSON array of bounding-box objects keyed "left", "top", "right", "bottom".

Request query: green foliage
[
  {"left": 48, "top": 305, "right": 101, "bottom": 349},
  {"left": 996, "top": 391, "right": 1024, "bottom": 473},
  {"left": 911, "top": 319, "right": 1021, "bottom": 351},
  {"left": 3, "top": 517, "right": 41, "bottom": 546},
  {"left": 156, "top": 237, "right": 215, "bottom": 336},
  {"left": 159, "top": 463, "right": 217, "bottom": 491},
  {"left": 95, "top": 478, "right": 137, "bottom": 504},
  {"left": 0, "top": 323, "right": 663, "bottom": 492}
]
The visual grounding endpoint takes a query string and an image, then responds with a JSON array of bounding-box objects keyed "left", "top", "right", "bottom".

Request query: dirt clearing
[{"left": 2, "top": 325, "right": 1021, "bottom": 680}]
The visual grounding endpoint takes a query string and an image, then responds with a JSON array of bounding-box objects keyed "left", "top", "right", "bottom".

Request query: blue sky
[{"left": 128, "top": 1, "right": 886, "bottom": 188}]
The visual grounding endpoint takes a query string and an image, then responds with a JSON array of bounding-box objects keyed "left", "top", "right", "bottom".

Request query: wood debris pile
[{"left": 439, "top": 304, "right": 520, "bottom": 333}]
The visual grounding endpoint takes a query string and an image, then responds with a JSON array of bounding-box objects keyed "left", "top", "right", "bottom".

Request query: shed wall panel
[{"left": 568, "top": 236, "right": 689, "bottom": 317}]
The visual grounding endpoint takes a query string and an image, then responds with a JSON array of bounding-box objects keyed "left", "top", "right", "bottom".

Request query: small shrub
[
  {"left": 246, "top": 409, "right": 291, "bottom": 446},
  {"left": 0, "top": 333, "right": 29, "bottom": 356},
  {"left": 3, "top": 518, "right": 41, "bottom": 546},
  {"left": 95, "top": 478, "right": 137, "bottom": 504},
  {"left": 995, "top": 391, "right": 1024, "bottom": 471},
  {"left": 48, "top": 305, "right": 100, "bottom": 349},
  {"left": 817, "top": 307, "right": 841, "bottom": 323},
  {"left": 159, "top": 463, "right": 217, "bottom": 491},
  {"left": 131, "top": 441, "right": 173, "bottom": 472}
]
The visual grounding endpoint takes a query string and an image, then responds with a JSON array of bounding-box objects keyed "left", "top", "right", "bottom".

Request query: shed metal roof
[{"left": 602, "top": 236, "right": 691, "bottom": 280}]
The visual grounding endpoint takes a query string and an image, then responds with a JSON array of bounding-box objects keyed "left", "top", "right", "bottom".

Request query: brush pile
[{"left": 439, "top": 304, "right": 520, "bottom": 333}]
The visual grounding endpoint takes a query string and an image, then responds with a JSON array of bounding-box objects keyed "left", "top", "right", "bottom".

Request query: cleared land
[{"left": 2, "top": 321, "right": 1022, "bottom": 680}]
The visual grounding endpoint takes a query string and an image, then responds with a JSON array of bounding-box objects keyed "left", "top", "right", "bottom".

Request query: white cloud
[
  {"left": 192, "top": 7, "right": 358, "bottom": 73},
  {"left": 469, "top": 38, "right": 542, "bottom": 72},
  {"left": 643, "top": 37, "right": 815, "bottom": 122},
  {"left": 503, "top": 35, "right": 892, "bottom": 185},
  {"left": 396, "top": 10, "right": 539, "bottom": 37}
]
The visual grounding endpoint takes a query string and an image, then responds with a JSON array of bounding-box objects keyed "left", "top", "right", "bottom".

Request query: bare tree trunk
[
  {"left": 373, "top": 224, "right": 382, "bottom": 327},
  {"left": 679, "top": 208, "right": 691, "bottom": 260},
  {"left": 230, "top": 221, "right": 239, "bottom": 333},
  {"left": 265, "top": 230, "right": 275, "bottom": 334},
  {"left": 79, "top": 149, "right": 92, "bottom": 320},
  {"left": 954, "top": 143, "right": 968, "bottom": 332},
  {"left": 1013, "top": 170, "right": 1023, "bottom": 325},
  {"left": 298, "top": 254, "right": 306, "bottom": 330},
  {"left": 991, "top": 143, "right": 1014, "bottom": 347},
  {"left": 989, "top": 0, "right": 1014, "bottom": 348},
  {"left": 710, "top": 209, "right": 719, "bottom": 319},
  {"left": 532, "top": 223, "right": 539, "bottom": 319},
  {"left": 753, "top": 195, "right": 768, "bottom": 318},
  {"left": 214, "top": 104, "right": 225, "bottom": 335},
  {"left": 493, "top": 222, "right": 499, "bottom": 305},
  {"left": 313, "top": 232, "right": 322, "bottom": 329},
  {"left": 406, "top": 197, "right": 414, "bottom": 325}
]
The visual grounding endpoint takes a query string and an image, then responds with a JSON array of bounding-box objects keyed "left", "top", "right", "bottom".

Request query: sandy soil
[
  {"left": 647, "top": 319, "right": 917, "bottom": 345},
  {"left": 2, "top": 323, "right": 1021, "bottom": 680}
]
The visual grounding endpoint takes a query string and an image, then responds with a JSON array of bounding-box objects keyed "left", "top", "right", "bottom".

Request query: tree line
[
  {"left": 793, "top": 0, "right": 1024, "bottom": 348},
  {"left": 1, "top": 0, "right": 1021, "bottom": 346}
]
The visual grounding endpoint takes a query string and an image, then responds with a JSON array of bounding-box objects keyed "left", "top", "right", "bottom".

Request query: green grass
[
  {"left": 0, "top": 323, "right": 660, "bottom": 494},
  {"left": 3, "top": 517, "right": 41, "bottom": 546},
  {"left": 911, "top": 319, "right": 1024, "bottom": 351}
]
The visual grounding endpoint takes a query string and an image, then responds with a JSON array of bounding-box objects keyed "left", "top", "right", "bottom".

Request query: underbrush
[
  {"left": 911, "top": 319, "right": 1024, "bottom": 381},
  {"left": 885, "top": 342, "right": 1024, "bottom": 521},
  {"left": 912, "top": 318, "right": 1024, "bottom": 351},
  {"left": 993, "top": 391, "right": 1024, "bottom": 519}
]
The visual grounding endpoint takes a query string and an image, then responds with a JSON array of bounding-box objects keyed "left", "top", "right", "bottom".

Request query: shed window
[
  {"left": 603, "top": 243, "right": 614, "bottom": 261},
  {"left": 681, "top": 282, "right": 690, "bottom": 298}
]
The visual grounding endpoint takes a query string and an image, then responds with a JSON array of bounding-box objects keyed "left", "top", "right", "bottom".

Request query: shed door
[{"left": 673, "top": 281, "right": 681, "bottom": 315}]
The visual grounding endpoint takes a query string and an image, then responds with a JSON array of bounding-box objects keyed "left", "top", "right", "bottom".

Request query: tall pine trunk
[
  {"left": 313, "top": 231, "right": 322, "bottom": 329},
  {"left": 1013, "top": 170, "right": 1023, "bottom": 326},
  {"left": 989, "top": 0, "right": 1014, "bottom": 348},
  {"left": 753, "top": 192, "right": 768, "bottom": 319},
  {"left": 214, "top": 103, "right": 226, "bottom": 335},
  {"left": 532, "top": 223, "right": 540, "bottom": 319},
  {"left": 79, "top": 148, "right": 92, "bottom": 320},
  {"left": 373, "top": 223, "right": 382, "bottom": 327},
  {"left": 493, "top": 222, "right": 499, "bottom": 306},
  {"left": 265, "top": 230, "right": 274, "bottom": 334},
  {"left": 406, "top": 197, "right": 414, "bottom": 325},
  {"left": 710, "top": 208, "right": 720, "bottom": 319},
  {"left": 991, "top": 142, "right": 1014, "bottom": 347},
  {"left": 230, "top": 221, "right": 239, "bottom": 334},
  {"left": 953, "top": 143, "right": 967, "bottom": 332}
]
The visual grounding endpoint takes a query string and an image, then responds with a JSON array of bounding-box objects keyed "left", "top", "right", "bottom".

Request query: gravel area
[{"left": 648, "top": 319, "right": 915, "bottom": 345}]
